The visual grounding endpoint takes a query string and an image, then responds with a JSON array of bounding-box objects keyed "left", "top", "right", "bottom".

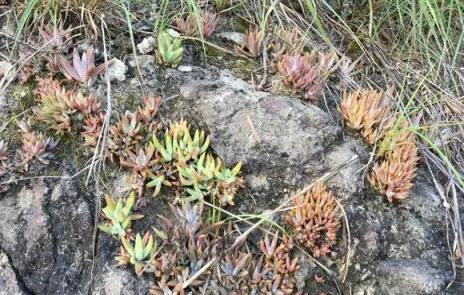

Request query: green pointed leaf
[
  {"left": 143, "top": 235, "right": 154, "bottom": 258},
  {"left": 122, "top": 192, "right": 135, "bottom": 216},
  {"left": 134, "top": 233, "right": 144, "bottom": 261},
  {"left": 121, "top": 236, "right": 135, "bottom": 257},
  {"left": 98, "top": 224, "right": 113, "bottom": 234}
]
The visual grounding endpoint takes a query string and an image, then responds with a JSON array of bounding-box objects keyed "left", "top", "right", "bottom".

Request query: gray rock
[
  {"left": 92, "top": 266, "right": 149, "bottom": 295},
  {"left": 105, "top": 58, "right": 128, "bottom": 82},
  {"left": 0, "top": 252, "right": 26, "bottom": 295},
  {"left": 0, "top": 172, "right": 93, "bottom": 294},
  {"left": 178, "top": 70, "right": 339, "bottom": 206},
  {"left": 126, "top": 54, "right": 159, "bottom": 85},
  {"left": 0, "top": 179, "right": 54, "bottom": 294},
  {"left": 375, "top": 260, "right": 448, "bottom": 294},
  {"left": 137, "top": 36, "right": 156, "bottom": 54},
  {"left": 217, "top": 32, "right": 245, "bottom": 45}
]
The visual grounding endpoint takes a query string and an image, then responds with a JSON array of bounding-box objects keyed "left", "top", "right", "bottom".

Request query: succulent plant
[
  {"left": 277, "top": 53, "right": 324, "bottom": 102},
  {"left": 39, "top": 23, "right": 71, "bottom": 49},
  {"left": 108, "top": 111, "right": 144, "bottom": 161},
  {"left": 174, "top": 15, "right": 197, "bottom": 36},
  {"left": 270, "top": 28, "right": 303, "bottom": 62},
  {"left": 317, "top": 50, "right": 339, "bottom": 78},
  {"left": 200, "top": 11, "right": 219, "bottom": 38},
  {"left": 287, "top": 182, "right": 341, "bottom": 257},
  {"left": 338, "top": 55, "right": 358, "bottom": 87},
  {"left": 34, "top": 77, "right": 75, "bottom": 134},
  {"left": 339, "top": 89, "right": 391, "bottom": 144},
  {"left": 177, "top": 153, "right": 244, "bottom": 205},
  {"left": 57, "top": 46, "right": 111, "bottom": 86},
  {"left": 174, "top": 11, "right": 219, "bottom": 38},
  {"left": 98, "top": 192, "right": 143, "bottom": 236},
  {"left": 213, "top": 158, "right": 245, "bottom": 206},
  {"left": 137, "top": 95, "right": 161, "bottom": 124},
  {"left": 235, "top": 26, "right": 263, "bottom": 58},
  {"left": 369, "top": 136, "right": 418, "bottom": 202},
  {"left": 17, "top": 120, "right": 57, "bottom": 171},
  {"left": 156, "top": 31, "right": 183, "bottom": 67},
  {"left": 117, "top": 232, "right": 156, "bottom": 275},
  {"left": 120, "top": 145, "right": 157, "bottom": 178},
  {"left": 81, "top": 113, "right": 104, "bottom": 147},
  {"left": 147, "top": 202, "right": 220, "bottom": 294},
  {"left": 152, "top": 120, "right": 210, "bottom": 164},
  {"left": 34, "top": 77, "right": 103, "bottom": 136},
  {"left": 146, "top": 174, "right": 171, "bottom": 197},
  {"left": 69, "top": 92, "right": 101, "bottom": 115}
]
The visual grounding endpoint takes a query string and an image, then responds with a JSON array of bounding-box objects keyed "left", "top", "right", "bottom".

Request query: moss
[
  {"left": 118, "top": 94, "right": 138, "bottom": 111},
  {"left": 13, "top": 82, "right": 36, "bottom": 111}
]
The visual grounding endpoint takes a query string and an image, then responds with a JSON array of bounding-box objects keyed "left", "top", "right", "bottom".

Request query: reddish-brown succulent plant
[
  {"left": 235, "top": 26, "right": 263, "bottom": 58},
  {"left": 200, "top": 11, "right": 219, "bottom": 38},
  {"left": 81, "top": 113, "right": 105, "bottom": 147},
  {"left": 270, "top": 28, "right": 304, "bottom": 62},
  {"left": 339, "top": 89, "right": 391, "bottom": 144},
  {"left": 174, "top": 11, "right": 219, "bottom": 38},
  {"left": 39, "top": 23, "right": 72, "bottom": 49},
  {"left": 137, "top": 95, "right": 161, "bottom": 124},
  {"left": 69, "top": 92, "right": 101, "bottom": 115},
  {"left": 287, "top": 182, "right": 341, "bottom": 257},
  {"left": 277, "top": 53, "right": 324, "bottom": 102},
  {"left": 369, "top": 136, "right": 419, "bottom": 202},
  {"left": 33, "top": 78, "right": 75, "bottom": 134},
  {"left": 17, "top": 120, "right": 57, "bottom": 171}
]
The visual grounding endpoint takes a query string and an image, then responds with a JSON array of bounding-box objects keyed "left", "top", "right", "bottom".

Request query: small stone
[
  {"left": 217, "top": 32, "right": 245, "bottom": 45},
  {"left": 104, "top": 58, "right": 127, "bottom": 82},
  {"left": 0, "top": 61, "right": 15, "bottom": 82},
  {"left": 137, "top": 36, "right": 156, "bottom": 54},
  {"left": 178, "top": 65, "right": 193, "bottom": 72}
]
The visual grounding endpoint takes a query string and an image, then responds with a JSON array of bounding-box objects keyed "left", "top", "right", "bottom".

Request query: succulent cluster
[
  {"left": 269, "top": 28, "right": 304, "bottom": 63},
  {"left": 174, "top": 11, "right": 219, "bottom": 38},
  {"left": 235, "top": 26, "right": 263, "bottom": 58},
  {"left": 34, "top": 77, "right": 104, "bottom": 144},
  {"left": 17, "top": 120, "right": 58, "bottom": 172},
  {"left": 98, "top": 195, "right": 301, "bottom": 295},
  {"left": 98, "top": 192, "right": 143, "bottom": 236},
  {"left": 339, "top": 90, "right": 391, "bottom": 144},
  {"left": 150, "top": 119, "right": 245, "bottom": 205},
  {"left": 277, "top": 53, "right": 323, "bottom": 102},
  {"left": 368, "top": 128, "right": 419, "bottom": 202},
  {"left": 108, "top": 96, "right": 162, "bottom": 163},
  {"left": 277, "top": 50, "right": 339, "bottom": 103},
  {"left": 340, "top": 89, "right": 419, "bottom": 201},
  {"left": 287, "top": 182, "right": 341, "bottom": 257},
  {"left": 156, "top": 31, "right": 183, "bottom": 66}
]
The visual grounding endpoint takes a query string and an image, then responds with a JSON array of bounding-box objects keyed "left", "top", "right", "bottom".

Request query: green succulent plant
[
  {"left": 156, "top": 31, "right": 183, "bottom": 66},
  {"left": 146, "top": 173, "right": 171, "bottom": 197},
  {"left": 151, "top": 120, "right": 210, "bottom": 164},
  {"left": 177, "top": 153, "right": 244, "bottom": 205},
  {"left": 117, "top": 232, "right": 156, "bottom": 275},
  {"left": 98, "top": 192, "right": 143, "bottom": 236}
]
